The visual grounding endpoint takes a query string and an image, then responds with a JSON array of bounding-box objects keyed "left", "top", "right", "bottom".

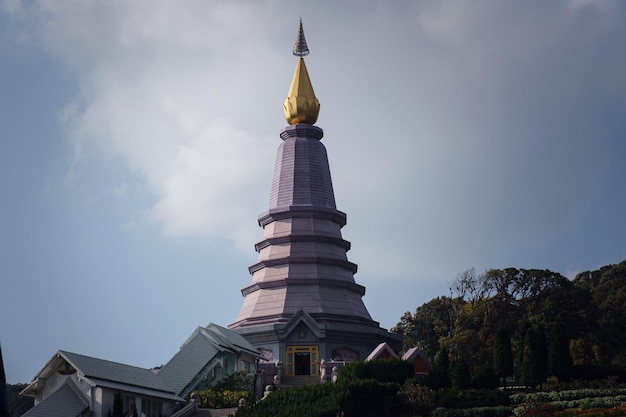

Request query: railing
[{"left": 170, "top": 401, "right": 197, "bottom": 417}]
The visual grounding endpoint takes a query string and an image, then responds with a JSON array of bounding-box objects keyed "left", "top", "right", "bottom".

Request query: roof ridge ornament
[{"left": 293, "top": 18, "right": 310, "bottom": 57}]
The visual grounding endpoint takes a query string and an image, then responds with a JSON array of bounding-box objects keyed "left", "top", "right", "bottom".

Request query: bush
[
  {"left": 439, "top": 389, "right": 510, "bottom": 409},
  {"left": 431, "top": 406, "right": 513, "bottom": 417},
  {"left": 338, "top": 358, "right": 415, "bottom": 385},
  {"left": 398, "top": 383, "right": 436, "bottom": 416},
  {"left": 236, "top": 379, "right": 408, "bottom": 417},
  {"left": 510, "top": 388, "right": 626, "bottom": 404},
  {"left": 193, "top": 389, "right": 253, "bottom": 408},
  {"left": 213, "top": 370, "right": 254, "bottom": 391},
  {"left": 513, "top": 402, "right": 556, "bottom": 417},
  {"left": 569, "top": 366, "right": 626, "bottom": 384},
  {"left": 472, "top": 367, "right": 500, "bottom": 389},
  {"left": 554, "top": 405, "right": 626, "bottom": 417}
]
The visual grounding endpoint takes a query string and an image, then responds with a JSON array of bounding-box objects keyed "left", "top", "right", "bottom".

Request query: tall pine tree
[
  {"left": 521, "top": 327, "right": 548, "bottom": 389},
  {"left": 493, "top": 328, "right": 514, "bottom": 389},
  {"left": 549, "top": 321, "right": 573, "bottom": 380},
  {"left": 430, "top": 347, "right": 450, "bottom": 392}
]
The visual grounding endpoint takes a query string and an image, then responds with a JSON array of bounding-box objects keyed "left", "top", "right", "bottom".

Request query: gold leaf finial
[{"left": 283, "top": 19, "right": 319, "bottom": 125}]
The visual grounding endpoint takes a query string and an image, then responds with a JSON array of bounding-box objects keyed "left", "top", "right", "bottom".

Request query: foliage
[
  {"left": 521, "top": 326, "right": 549, "bottom": 388},
  {"left": 510, "top": 388, "right": 626, "bottom": 404},
  {"left": 235, "top": 379, "right": 406, "bottom": 417},
  {"left": 398, "top": 382, "right": 435, "bottom": 416},
  {"left": 431, "top": 406, "right": 513, "bottom": 417},
  {"left": 337, "top": 379, "right": 403, "bottom": 417},
  {"left": 543, "top": 376, "right": 620, "bottom": 391},
  {"left": 471, "top": 367, "right": 499, "bottom": 389},
  {"left": 212, "top": 371, "right": 254, "bottom": 392},
  {"left": 430, "top": 348, "right": 450, "bottom": 390},
  {"left": 438, "top": 389, "right": 509, "bottom": 409},
  {"left": 391, "top": 296, "right": 464, "bottom": 359},
  {"left": 549, "top": 321, "right": 573, "bottom": 379},
  {"left": 554, "top": 405, "right": 626, "bottom": 417},
  {"left": 568, "top": 366, "right": 626, "bottom": 384},
  {"left": 7, "top": 384, "right": 34, "bottom": 417},
  {"left": 450, "top": 359, "right": 471, "bottom": 390},
  {"left": 394, "top": 261, "right": 626, "bottom": 387},
  {"left": 513, "top": 401, "right": 556, "bottom": 417},
  {"left": 338, "top": 358, "right": 414, "bottom": 385},
  {"left": 493, "top": 328, "right": 514, "bottom": 386},
  {"left": 193, "top": 389, "right": 252, "bottom": 408},
  {"left": 235, "top": 383, "right": 338, "bottom": 417}
]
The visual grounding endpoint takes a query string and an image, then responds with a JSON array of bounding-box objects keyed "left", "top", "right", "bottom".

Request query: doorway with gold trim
[{"left": 286, "top": 346, "right": 319, "bottom": 376}]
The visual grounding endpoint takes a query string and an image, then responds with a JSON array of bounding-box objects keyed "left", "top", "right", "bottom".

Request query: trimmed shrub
[
  {"left": 472, "top": 367, "right": 500, "bottom": 389},
  {"left": 569, "top": 366, "right": 626, "bottom": 384},
  {"left": 398, "top": 383, "right": 436, "bottom": 417},
  {"left": 432, "top": 406, "right": 513, "bottom": 417},
  {"left": 554, "top": 405, "right": 626, "bottom": 417},
  {"left": 338, "top": 358, "right": 415, "bottom": 385},
  {"left": 439, "top": 389, "right": 510, "bottom": 409},
  {"left": 193, "top": 389, "right": 253, "bottom": 408},
  {"left": 235, "top": 379, "right": 407, "bottom": 417},
  {"left": 510, "top": 388, "right": 626, "bottom": 404}
]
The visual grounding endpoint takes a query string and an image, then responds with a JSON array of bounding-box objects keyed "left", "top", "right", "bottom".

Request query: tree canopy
[{"left": 392, "top": 260, "right": 626, "bottom": 388}]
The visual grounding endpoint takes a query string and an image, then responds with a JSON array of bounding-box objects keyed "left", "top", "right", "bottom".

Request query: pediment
[{"left": 278, "top": 309, "right": 325, "bottom": 340}]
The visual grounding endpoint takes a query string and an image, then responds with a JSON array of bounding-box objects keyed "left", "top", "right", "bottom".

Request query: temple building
[{"left": 229, "top": 20, "right": 401, "bottom": 377}]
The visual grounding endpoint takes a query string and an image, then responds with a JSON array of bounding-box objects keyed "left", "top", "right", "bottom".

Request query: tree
[
  {"left": 493, "top": 328, "right": 514, "bottom": 388},
  {"left": 392, "top": 296, "right": 463, "bottom": 360},
  {"left": 520, "top": 327, "right": 548, "bottom": 389},
  {"left": 7, "top": 384, "right": 34, "bottom": 417},
  {"left": 430, "top": 348, "right": 450, "bottom": 392},
  {"left": 450, "top": 358, "right": 471, "bottom": 390},
  {"left": 548, "top": 321, "right": 572, "bottom": 379}
]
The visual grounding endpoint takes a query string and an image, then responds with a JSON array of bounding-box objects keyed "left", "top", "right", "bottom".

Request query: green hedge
[
  {"left": 510, "top": 389, "right": 626, "bottom": 404},
  {"left": 235, "top": 379, "right": 406, "bottom": 417},
  {"left": 338, "top": 358, "right": 415, "bottom": 384},
  {"left": 432, "top": 406, "right": 513, "bottom": 417},
  {"left": 439, "top": 389, "right": 510, "bottom": 408},
  {"left": 193, "top": 389, "right": 253, "bottom": 408}
]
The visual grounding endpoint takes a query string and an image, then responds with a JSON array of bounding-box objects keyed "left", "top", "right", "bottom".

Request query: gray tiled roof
[
  {"left": 157, "top": 324, "right": 260, "bottom": 395},
  {"left": 61, "top": 351, "right": 176, "bottom": 395},
  {"left": 22, "top": 379, "right": 88, "bottom": 417},
  {"left": 204, "top": 323, "right": 259, "bottom": 356},
  {"left": 88, "top": 378, "right": 182, "bottom": 401},
  {"left": 156, "top": 327, "right": 220, "bottom": 395}
]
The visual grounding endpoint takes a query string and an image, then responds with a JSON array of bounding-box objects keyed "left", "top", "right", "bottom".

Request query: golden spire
[{"left": 283, "top": 19, "right": 320, "bottom": 125}]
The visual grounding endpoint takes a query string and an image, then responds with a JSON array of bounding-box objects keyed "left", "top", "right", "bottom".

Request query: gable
[
  {"left": 22, "top": 379, "right": 88, "bottom": 417},
  {"left": 278, "top": 310, "right": 325, "bottom": 340},
  {"left": 401, "top": 347, "right": 432, "bottom": 373},
  {"left": 365, "top": 342, "right": 398, "bottom": 361}
]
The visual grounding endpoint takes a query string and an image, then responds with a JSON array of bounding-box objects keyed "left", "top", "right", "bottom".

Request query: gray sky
[{"left": 1, "top": 0, "right": 625, "bottom": 383}]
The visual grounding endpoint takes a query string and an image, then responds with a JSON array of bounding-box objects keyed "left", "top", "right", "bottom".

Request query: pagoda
[{"left": 229, "top": 20, "right": 400, "bottom": 377}]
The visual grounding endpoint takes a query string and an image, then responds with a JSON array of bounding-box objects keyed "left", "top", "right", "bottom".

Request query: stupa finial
[
  {"left": 283, "top": 19, "right": 320, "bottom": 125},
  {"left": 293, "top": 18, "right": 310, "bottom": 57}
]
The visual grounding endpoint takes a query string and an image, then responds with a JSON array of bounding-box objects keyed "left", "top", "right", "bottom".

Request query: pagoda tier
[{"left": 230, "top": 124, "right": 378, "bottom": 329}]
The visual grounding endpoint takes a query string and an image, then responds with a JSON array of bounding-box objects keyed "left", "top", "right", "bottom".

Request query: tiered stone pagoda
[{"left": 229, "top": 20, "right": 400, "bottom": 377}]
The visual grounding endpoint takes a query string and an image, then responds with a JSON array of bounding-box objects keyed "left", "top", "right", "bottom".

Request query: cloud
[
  {"left": 14, "top": 0, "right": 293, "bottom": 248},
  {"left": 7, "top": 0, "right": 626, "bottom": 282}
]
